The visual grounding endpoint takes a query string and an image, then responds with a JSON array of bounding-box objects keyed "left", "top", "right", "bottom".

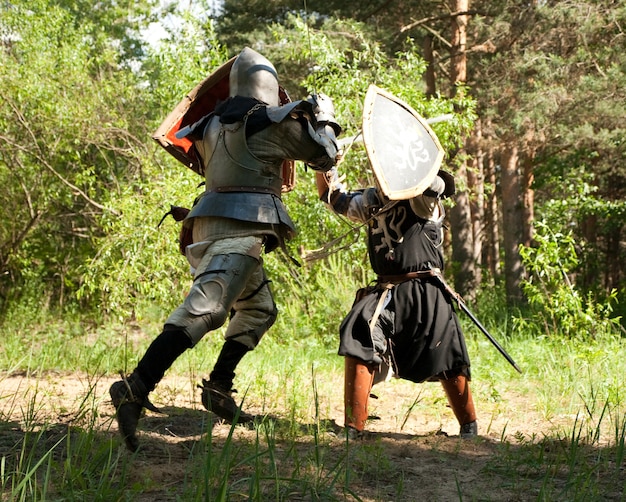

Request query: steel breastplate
[
  {"left": 189, "top": 115, "right": 296, "bottom": 238},
  {"left": 203, "top": 118, "right": 283, "bottom": 195}
]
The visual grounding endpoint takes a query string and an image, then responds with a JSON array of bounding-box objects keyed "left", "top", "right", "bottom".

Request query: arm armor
[
  {"left": 307, "top": 93, "right": 342, "bottom": 136},
  {"left": 266, "top": 99, "right": 340, "bottom": 171}
]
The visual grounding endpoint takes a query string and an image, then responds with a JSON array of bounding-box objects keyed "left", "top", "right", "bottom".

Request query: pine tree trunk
[
  {"left": 522, "top": 151, "right": 535, "bottom": 247},
  {"left": 467, "top": 124, "right": 484, "bottom": 287},
  {"left": 483, "top": 128, "right": 501, "bottom": 281},
  {"left": 423, "top": 35, "right": 437, "bottom": 98},
  {"left": 449, "top": 0, "right": 478, "bottom": 300},
  {"left": 500, "top": 144, "right": 525, "bottom": 304},
  {"left": 450, "top": 165, "right": 478, "bottom": 300}
]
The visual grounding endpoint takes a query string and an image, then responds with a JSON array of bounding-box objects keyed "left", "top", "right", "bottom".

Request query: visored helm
[{"left": 229, "top": 47, "right": 279, "bottom": 106}]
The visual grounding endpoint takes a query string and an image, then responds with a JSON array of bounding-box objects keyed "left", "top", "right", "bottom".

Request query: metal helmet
[{"left": 229, "top": 47, "right": 279, "bottom": 106}]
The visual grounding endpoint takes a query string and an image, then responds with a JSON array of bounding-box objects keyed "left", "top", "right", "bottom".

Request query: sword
[{"left": 429, "top": 268, "right": 523, "bottom": 374}]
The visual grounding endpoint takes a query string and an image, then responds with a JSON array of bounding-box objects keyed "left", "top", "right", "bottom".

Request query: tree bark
[
  {"left": 450, "top": 0, "right": 468, "bottom": 84},
  {"left": 500, "top": 143, "right": 525, "bottom": 304},
  {"left": 467, "top": 124, "right": 483, "bottom": 287},
  {"left": 423, "top": 35, "right": 437, "bottom": 98},
  {"left": 483, "top": 127, "right": 501, "bottom": 281},
  {"left": 448, "top": 0, "right": 478, "bottom": 300},
  {"left": 450, "top": 164, "right": 478, "bottom": 301},
  {"left": 521, "top": 151, "right": 535, "bottom": 247}
]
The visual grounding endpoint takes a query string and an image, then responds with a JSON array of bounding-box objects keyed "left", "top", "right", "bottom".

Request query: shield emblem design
[
  {"left": 152, "top": 56, "right": 296, "bottom": 192},
  {"left": 362, "top": 85, "right": 444, "bottom": 200}
]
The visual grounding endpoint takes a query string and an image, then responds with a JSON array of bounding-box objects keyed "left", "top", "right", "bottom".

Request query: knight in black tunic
[{"left": 316, "top": 169, "right": 478, "bottom": 438}]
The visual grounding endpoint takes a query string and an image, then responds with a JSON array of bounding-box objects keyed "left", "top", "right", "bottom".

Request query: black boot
[
  {"left": 109, "top": 373, "right": 159, "bottom": 452},
  {"left": 135, "top": 327, "right": 193, "bottom": 387},
  {"left": 199, "top": 379, "right": 255, "bottom": 423},
  {"left": 199, "top": 339, "right": 254, "bottom": 423},
  {"left": 111, "top": 327, "right": 192, "bottom": 451}
]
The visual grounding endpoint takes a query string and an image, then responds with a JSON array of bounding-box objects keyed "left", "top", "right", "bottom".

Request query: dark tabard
[{"left": 338, "top": 193, "right": 471, "bottom": 383}]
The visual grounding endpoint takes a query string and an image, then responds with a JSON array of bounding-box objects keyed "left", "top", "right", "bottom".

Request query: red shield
[{"left": 152, "top": 56, "right": 295, "bottom": 192}]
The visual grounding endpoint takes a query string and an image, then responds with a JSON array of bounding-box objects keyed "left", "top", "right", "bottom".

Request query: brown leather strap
[
  {"left": 214, "top": 186, "right": 281, "bottom": 196},
  {"left": 377, "top": 269, "right": 437, "bottom": 284}
]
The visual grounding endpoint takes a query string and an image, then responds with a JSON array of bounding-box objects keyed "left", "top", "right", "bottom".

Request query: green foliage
[
  {"left": 75, "top": 169, "right": 199, "bottom": 322},
  {"left": 515, "top": 222, "right": 622, "bottom": 339},
  {"left": 470, "top": 0, "right": 626, "bottom": 305},
  {"left": 268, "top": 253, "right": 368, "bottom": 348},
  {"left": 534, "top": 167, "right": 626, "bottom": 316},
  {"left": 51, "top": 0, "right": 160, "bottom": 62},
  {"left": 267, "top": 15, "right": 475, "bottom": 148},
  {"left": 141, "top": 12, "right": 229, "bottom": 104},
  {"left": 0, "top": 0, "right": 155, "bottom": 316},
  {"left": 74, "top": 18, "right": 230, "bottom": 320},
  {"left": 0, "top": 1, "right": 228, "bottom": 321}
]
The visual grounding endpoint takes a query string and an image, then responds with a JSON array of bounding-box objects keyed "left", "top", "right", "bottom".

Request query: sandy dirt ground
[{"left": 0, "top": 370, "right": 623, "bottom": 501}]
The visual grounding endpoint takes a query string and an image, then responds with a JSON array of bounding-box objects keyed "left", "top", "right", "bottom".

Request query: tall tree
[
  {"left": 448, "top": 0, "right": 481, "bottom": 300},
  {"left": 466, "top": 0, "right": 626, "bottom": 304}
]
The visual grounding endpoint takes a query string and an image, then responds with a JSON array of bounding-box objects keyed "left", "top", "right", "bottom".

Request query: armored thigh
[
  {"left": 224, "top": 265, "right": 277, "bottom": 349},
  {"left": 166, "top": 250, "right": 261, "bottom": 345}
]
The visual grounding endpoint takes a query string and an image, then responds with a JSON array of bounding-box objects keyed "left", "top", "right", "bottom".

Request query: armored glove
[
  {"left": 423, "top": 170, "right": 456, "bottom": 199},
  {"left": 428, "top": 175, "right": 446, "bottom": 197},
  {"left": 307, "top": 93, "right": 342, "bottom": 136},
  {"left": 410, "top": 174, "right": 450, "bottom": 220}
]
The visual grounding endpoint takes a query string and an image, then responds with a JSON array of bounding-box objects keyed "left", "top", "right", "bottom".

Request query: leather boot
[
  {"left": 344, "top": 356, "right": 375, "bottom": 434},
  {"left": 199, "top": 379, "right": 254, "bottom": 424},
  {"left": 109, "top": 372, "right": 160, "bottom": 452},
  {"left": 440, "top": 375, "right": 478, "bottom": 438},
  {"left": 110, "top": 328, "right": 191, "bottom": 451},
  {"left": 199, "top": 338, "right": 254, "bottom": 423}
]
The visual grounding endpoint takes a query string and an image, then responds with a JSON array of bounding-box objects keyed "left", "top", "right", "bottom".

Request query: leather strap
[
  {"left": 368, "top": 283, "right": 394, "bottom": 332},
  {"left": 214, "top": 185, "right": 281, "bottom": 196},
  {"left": 377, "top": 269, "right": 437, "bottom": 284}
]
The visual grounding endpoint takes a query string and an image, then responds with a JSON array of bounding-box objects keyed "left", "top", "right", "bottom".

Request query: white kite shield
[{"left": 362, "top": 85, "right": 445, "bottom": 200}]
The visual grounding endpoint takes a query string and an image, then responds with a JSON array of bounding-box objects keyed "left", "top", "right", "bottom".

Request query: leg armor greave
[
  {"left": 440, "top": 375, "right": 477, "bottom": 427},
  {"left": 166, "top": 253, "right": 260, "bottom": 345},
  {"left": 344, "top": 356, "right": 375, "bottom": 432}
]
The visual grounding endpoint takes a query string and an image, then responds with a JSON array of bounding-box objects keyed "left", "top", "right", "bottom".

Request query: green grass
[
  {"left": 1, "top": 280, "right": 625, "bottom": 500},
  {"left": 2, "top": 327, "right": 625, "bottom": 500}
]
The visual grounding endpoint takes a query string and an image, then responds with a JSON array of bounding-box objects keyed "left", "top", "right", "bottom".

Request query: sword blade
[
  {"left": 431, "top": 271, "right": 523, "bottom": 374},
  {"left": 456, "top": 298, "right": 523, "bottom": 374}
]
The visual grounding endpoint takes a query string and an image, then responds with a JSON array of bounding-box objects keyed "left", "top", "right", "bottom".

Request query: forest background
[
  {"left": 0, "top": 0, "right": 624, "bottom": 339},
  {"left": 0, "top": 0, "right": 624, "bottom": 338}
]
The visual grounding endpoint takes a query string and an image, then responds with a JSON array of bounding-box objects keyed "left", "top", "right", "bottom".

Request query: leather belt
[
  {"left": 214, "top": 186, "right": 281, "bottom": 196},
  {"left": 377, "top": 269, "right": 437, "bottom": 284}
]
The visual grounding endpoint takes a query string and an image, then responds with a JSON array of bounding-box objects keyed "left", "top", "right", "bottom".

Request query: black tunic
[{"left": 337, "top": 189, "right": 471, "bottom": 383}]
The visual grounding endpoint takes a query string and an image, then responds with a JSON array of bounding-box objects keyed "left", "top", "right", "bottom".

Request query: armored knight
[
  {"left": 110, "top": 47, "right": 342, "bottom": 451},
  {"left": 316, "top": 167, "right": 478, "bottom": 439}
]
